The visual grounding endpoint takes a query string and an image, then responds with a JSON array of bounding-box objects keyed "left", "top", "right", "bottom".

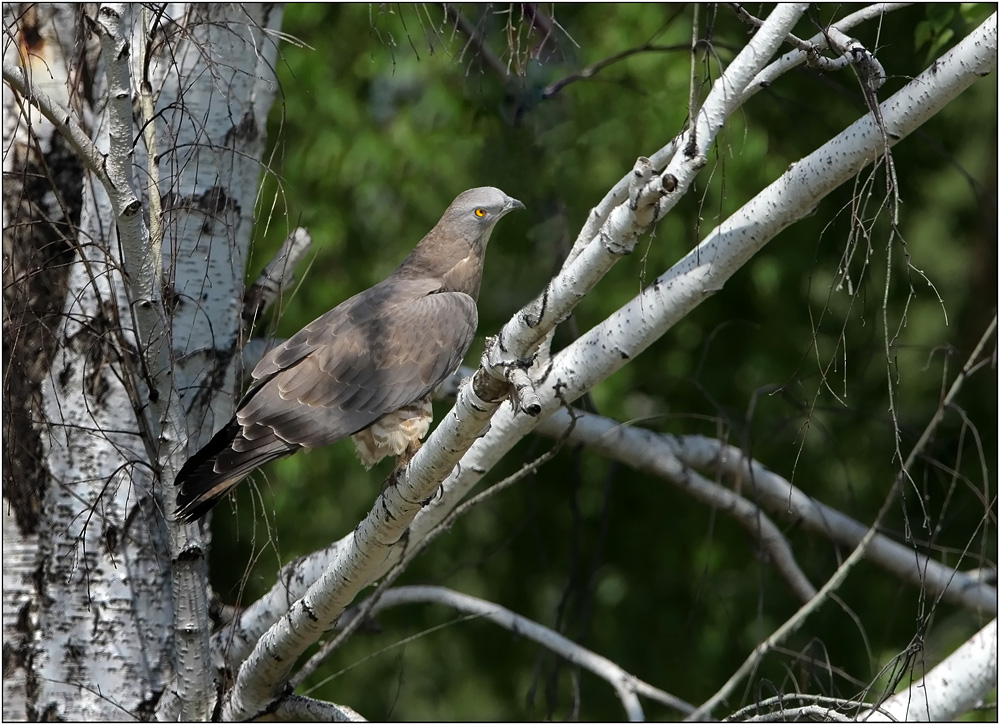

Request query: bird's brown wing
[
  {"left": 236, "top": 280, "right": 477, "bottom": 449},
  {"left": 173, "top": 279, "right": 477, "bottom": 522}
]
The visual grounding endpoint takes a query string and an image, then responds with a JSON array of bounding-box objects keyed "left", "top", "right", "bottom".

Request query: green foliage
[
  {"left": 212, "top": 4, "right": 996, "bottom": 720},
  {"left": 915, "top": 5, "right": 957, "bottom": 63}
]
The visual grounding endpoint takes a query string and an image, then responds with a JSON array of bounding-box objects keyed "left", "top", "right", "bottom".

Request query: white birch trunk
[{"left": 2, "top": 4, "right": 281, "bottom": 719}]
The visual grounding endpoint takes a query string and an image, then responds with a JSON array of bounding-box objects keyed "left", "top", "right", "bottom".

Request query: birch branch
[
  {"left": 530, "top": 410, "right": 996, "bottom": 613},
  {"left": 265, "top": 694, "right": 367, "bottom": 723},
  {"left": 533, "top": 408, "right": 818, "bottom": 603},
  {"left": 563, "top": 3, "right": 912, "bottom": 270},
  {"left": 92, "top": 5, "right": 171, "bottom": 407},
  {"left": 486, "top": 4, "right": 808, "bottom": 374},
  {"left": 242, "top": 226, "right": 313, "bottom": 328},
  {"left": 234, "top": 227, "right": 312, "bottom": 377},
  {"left": 224, "top": 373, "right": 508, "bottom": 719},
  {"left": 863, "top": 618, "right": 998, "bottom": 722},
  {"left": 742, "top": 3, "right": 912, "bottom": 102},
  {"left": 450, "top": 370, "right": 995, "bottom": 613},
  {"left": 670, "top": 435, "right": 998, "bottom": 615},
  {"left": 727, "top": 693, "right": 895, "bottom": 721},
  {"left": 1, "top": 61, "right": 111, "bottom": 184},
  {"left": 289, "top": 429, "right": 575, "bottom": 690},
  {"left": 746, "top": 705, "right": 853, "bottom": 722},
  {"left": 6, "top": 9, "right": 183, "bottom": 440}
]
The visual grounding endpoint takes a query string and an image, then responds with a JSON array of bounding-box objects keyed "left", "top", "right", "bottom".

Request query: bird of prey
[{"left": 174, "top": 187, "right": 523, "bottom": 522}]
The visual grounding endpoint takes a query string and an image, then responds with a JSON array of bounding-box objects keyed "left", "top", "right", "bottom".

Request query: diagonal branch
[
  {"left": 289, "top": 416, "right": 577, "bottom": 690},
  {"left": 2, "top": 60, "right": 112, "bottom": 186},
  {"left": 483, "top": 3, "right": 809, "bottom": 399},
  {"left": 268, "top": 694, "right": 367, "bottom": 723},
  {"left": 741, "top": 3, "right": 912, "bottom": 102},
  {"left": 223, "top": 370, "right": 511, "bottom": 719},
  {"left": 672, "top": 435, "right": 997, "bottom": 615},
  {"left": 529, "top": 408, "right": 996, "bottom": 613},
  {"left": 533, "top": 407, "right": 818, "bottom": 603}
]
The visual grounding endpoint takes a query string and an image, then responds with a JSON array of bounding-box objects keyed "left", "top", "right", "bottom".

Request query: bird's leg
[
  {"left": 380, "top": 438, "right": 424, "bottom": 494},
  {"left": 399, "top": 437, "right": 423, "bottom": 467}
]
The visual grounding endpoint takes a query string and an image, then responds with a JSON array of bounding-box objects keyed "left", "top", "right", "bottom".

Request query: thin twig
[
  {"left": 367, "top": 586, "right": 695, "bottom": 720},
  {"left": 729, "top": 3, "right": 814, "bottom": 52},
  {"left": 443, "top": 3, "right": 509, "bottom": 81},
  {"left": 542, "top": 41, "right": 688, "bottom": 99}
]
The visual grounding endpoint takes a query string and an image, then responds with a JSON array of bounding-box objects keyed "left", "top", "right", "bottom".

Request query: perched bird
[{"left": 174, "top": 187, "right": 523, "bottom": 522}]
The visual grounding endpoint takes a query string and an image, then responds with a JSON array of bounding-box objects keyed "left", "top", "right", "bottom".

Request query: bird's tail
[{"left": 173, "top": 418, "right": 294, "bottom": 523}]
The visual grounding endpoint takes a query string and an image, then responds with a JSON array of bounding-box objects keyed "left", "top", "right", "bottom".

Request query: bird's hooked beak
[{"left": 504, "top": 196, "right": 525, "bottom": 213}]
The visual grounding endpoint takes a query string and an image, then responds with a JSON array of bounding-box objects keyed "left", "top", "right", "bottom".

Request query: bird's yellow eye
[{"left": 474, "top": 208, "right": 487, "bottom": 218}]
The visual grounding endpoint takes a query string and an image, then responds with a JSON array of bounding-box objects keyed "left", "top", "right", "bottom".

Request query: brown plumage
[{"left": 174, "top": 187, "right": 523, "bottom": 522}]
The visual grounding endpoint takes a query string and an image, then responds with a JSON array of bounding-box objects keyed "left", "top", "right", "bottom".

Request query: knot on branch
[
  {"left": 626, "top": 157, "right": 676, "bottom": 209},
  {"left": 823, "top": 27, "right": 886, "bottom": 91},
  {"left": 477, "top": 337, "right": 542, "bottom": 416},
  {"left": 613, "top": 158, "right": 679, "bottom": 238},
  {"left": 847, "top": 42, "right": 886, "bottom": 91},
  {"left": 628, "top": 156, "right": 654, "bottom": 210}
]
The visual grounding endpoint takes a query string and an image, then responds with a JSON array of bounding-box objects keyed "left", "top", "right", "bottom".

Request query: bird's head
[{"left": 439, "top": 186, "right": 524, "bottom": 251}]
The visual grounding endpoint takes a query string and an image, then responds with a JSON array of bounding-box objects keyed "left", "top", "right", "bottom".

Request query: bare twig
[
  {"left": 367, "top": 586, "right": 695, "bottom": 720},
  {"left": 542, "top": 41, "right": 688, "bottom": 99},
  {"left": 443, "top": 3, "right": 509, "bottom": 81},
  {"left": 729, "top": 3, "right": 815, "bottom": 52}
]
